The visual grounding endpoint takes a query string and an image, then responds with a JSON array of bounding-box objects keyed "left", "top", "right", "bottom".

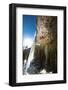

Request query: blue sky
[
  {"left": 23, "top": 15, "right": 36, "bottom": 48},
  {"left": 23, "top": 15, "right": 36, "bottom": 39}
]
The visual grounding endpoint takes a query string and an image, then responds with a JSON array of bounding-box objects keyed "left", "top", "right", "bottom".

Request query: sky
[{"left": 23, "top": 15, "right": 36, "bottom": 48}]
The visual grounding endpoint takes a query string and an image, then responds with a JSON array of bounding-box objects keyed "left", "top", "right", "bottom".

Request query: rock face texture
[
  {"left": 36, "top": 16, "right": 57, "bottom": 47},
  {"left": 36, "top": 16, "right": 57, "bottom": 73}
]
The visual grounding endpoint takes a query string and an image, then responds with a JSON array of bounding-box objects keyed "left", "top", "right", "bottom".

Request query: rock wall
[{"left": 36, "top": 16, "right": 57, "bottom": 73}]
